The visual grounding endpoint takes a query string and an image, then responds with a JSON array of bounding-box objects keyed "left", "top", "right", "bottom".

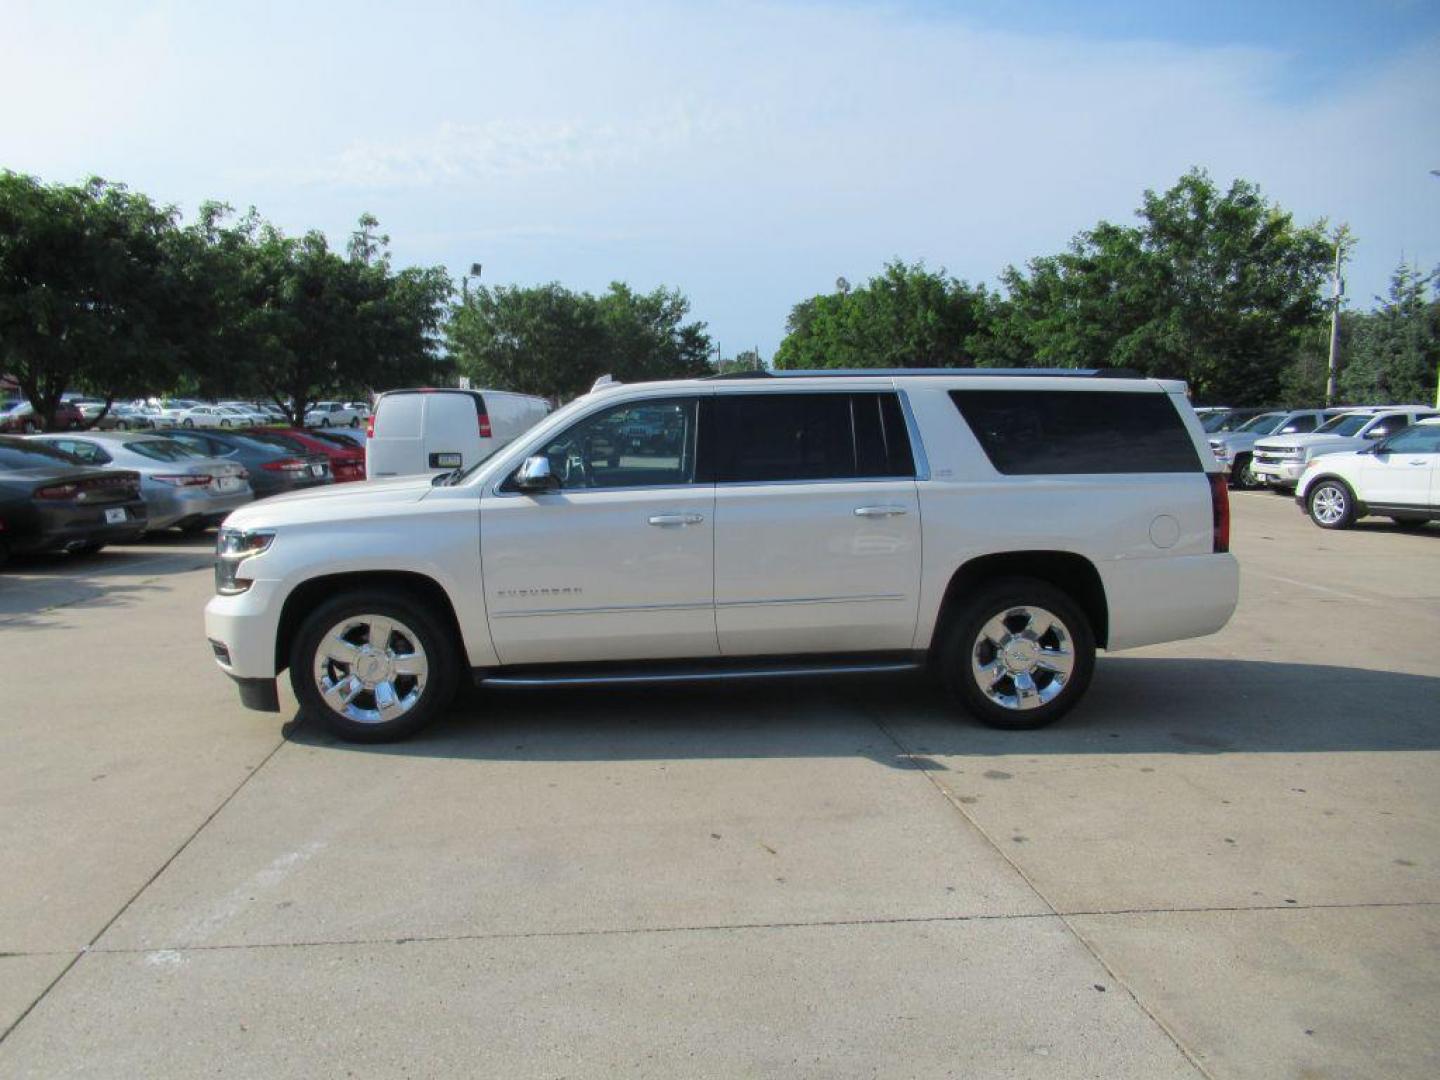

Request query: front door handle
[
  {"left": 854, "top": 505, "right": 908, "bottom": 518},
  {"left": 648, "top": 513, "right": 705, "bottom": 527}
]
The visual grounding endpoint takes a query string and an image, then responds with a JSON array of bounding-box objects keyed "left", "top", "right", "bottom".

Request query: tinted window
[
  {"left": 534, "top": 397, "right": 698, "bottom": 489},
  {"left": 1281, "top": 415, "right": 1317, "bottom": 433},
  {"left": 949, "top": 390, "right": 1201, "bottom": 475},
  {"left": 243, "top": 432, "right": 312, "bottom": 454},
  {"left": 51, "top": 439, "right": 111, "bottom": 464},
  {"left": 709, "top": 392, "right": 915, "bottom": 482},
  {"left": 1380, "top": 426, "right": 1440, "bottom": 454}
]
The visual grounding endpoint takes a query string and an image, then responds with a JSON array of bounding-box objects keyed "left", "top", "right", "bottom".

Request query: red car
[
  {"left": 0, "top": 400, "right": 83, "bottom": 434},
  {"left": 241, "top": 428, "right": 366, "bottom": 483}
]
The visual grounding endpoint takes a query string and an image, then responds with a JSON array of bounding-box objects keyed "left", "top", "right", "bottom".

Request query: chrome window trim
[{"left": 896, "top": 388, "right": 931, "bottom": 481}]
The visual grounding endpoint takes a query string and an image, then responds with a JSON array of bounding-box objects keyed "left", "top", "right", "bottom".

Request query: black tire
[
  {"left": 0, "top": 539, "right": 9, "bottom": 571},
  {"left": 937, "top": 577, "right": 1096, "bottom": 730},
  {"left": 114, "top": 420, "right": 128, "bottom": 431},
  {"left": 182, "top": 418, "right": 194, "bottom": 428},
  {"left": 290, "top": 589, "right": 460, "bottom": 742},
  {"left": 72, "top": 542, "right": 105, "bottom": 556},
  {"left": 1307, "top": 479, "right": 1356, "bottom": 530},
  {"left": 1229, "top": 454, "right": 1260, "bottom": 490},
  {"left": 320, "top": 417, "right": 331, "bottom": 428},
  {"left": 178, "top": 518, "right": 211, "bottom": 535},
  {"left": 22, "top": 420, "right": 38, "bottom": 434},
  {"left": 349, "top": 416, "right": 360, "bottom": 428}
]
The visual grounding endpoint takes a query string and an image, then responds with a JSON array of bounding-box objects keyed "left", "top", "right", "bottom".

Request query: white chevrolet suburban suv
[{"left": 204, "top": 370, "right": 1239, "bottom": 741}]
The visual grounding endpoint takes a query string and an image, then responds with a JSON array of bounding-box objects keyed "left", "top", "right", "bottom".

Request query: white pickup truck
[
  {"left": 1253, "top": 407, "right": 1437, "bottom": 489},
  {"left": 205, "top": 370, "right": 1239, "bottom": 741}
]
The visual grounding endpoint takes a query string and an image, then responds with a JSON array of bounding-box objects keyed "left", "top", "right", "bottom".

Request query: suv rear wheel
[
  {"left": 290, "top": 589, "right": 459, "bottom": 742},
  {"left": 939, "top": 577, "right": 1096, "bottom": 730}
]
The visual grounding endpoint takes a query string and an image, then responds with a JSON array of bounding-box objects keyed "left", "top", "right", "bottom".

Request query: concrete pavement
[{"left": 1, "top": 493, "right": 1436, "bottom": 1077}]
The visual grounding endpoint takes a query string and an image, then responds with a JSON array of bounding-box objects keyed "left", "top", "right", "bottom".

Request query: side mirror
[
  {"left": 515, "top": 454, "right": 559, "bottom": 493},
  {"left": 1363, "top": 428, "right": 1386, "bottom": 440}
]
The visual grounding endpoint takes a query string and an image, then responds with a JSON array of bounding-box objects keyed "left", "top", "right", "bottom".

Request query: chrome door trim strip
[
  {"left": 716, "top": 594, "right": 904, "bottom": 608},
  {"left": 491, "top": 600, "right": 714, "bottom": 619}
]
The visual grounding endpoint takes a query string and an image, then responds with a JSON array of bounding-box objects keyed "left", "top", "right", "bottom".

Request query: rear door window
[
  {"left": 708, "top": 392, "right": 915, "bottom": 482},
  {"left": 949, "top": 390, "right": 1201, "bottom": 474}
]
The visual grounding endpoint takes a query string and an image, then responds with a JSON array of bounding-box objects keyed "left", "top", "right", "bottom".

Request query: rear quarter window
[{"left": 949, "top": 390, "right": 1201, "bottom": 475}]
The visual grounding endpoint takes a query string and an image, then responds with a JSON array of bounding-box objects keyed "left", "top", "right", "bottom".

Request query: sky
[{"left": 3, "top": 0, "right": 1438, "bottom": 361}]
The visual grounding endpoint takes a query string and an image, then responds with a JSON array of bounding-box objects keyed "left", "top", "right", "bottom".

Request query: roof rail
[{"left": 729, "top": 367, "right": 1145, "bottom": 379}]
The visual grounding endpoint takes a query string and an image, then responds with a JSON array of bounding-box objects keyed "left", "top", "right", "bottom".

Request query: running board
[{"left": 475, "top": 653, "right": 926, "bottom": 689}]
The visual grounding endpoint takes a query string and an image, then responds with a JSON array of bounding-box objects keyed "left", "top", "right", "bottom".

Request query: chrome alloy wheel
[
  {"left": 970, "top": 604, "right": 1076, "bottom": 711},
  {"left": 1311, "top": 484, "right": 1347, "bottom": 526},
  {"left": 312, "top": 614, "right": 429, "bottom": 724}
]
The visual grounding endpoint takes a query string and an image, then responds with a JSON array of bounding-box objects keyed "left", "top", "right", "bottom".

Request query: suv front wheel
[
  {"left": 290, "top": 590, "right": 460, "bottom": 741},
  {"left": 939, "top": 578, "right": 1096, "bottom": 730},
  {"left": 1307, "top": 479, "right": 1356, "bottom": 530}
]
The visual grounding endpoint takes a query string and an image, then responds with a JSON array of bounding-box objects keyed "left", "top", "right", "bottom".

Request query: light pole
[
  {"left": 1324, "top": 226, "right": 1352, "bottom": 407},
  {"left": 1432, "top": 172, "right": 1440, "bottom": 406},
  {"left": 461, "top": 262, "right": 482, "bottom": 302}
]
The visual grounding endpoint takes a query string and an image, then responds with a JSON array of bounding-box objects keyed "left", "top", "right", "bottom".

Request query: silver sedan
[{"left": 29, "top": 432, "right": 254, "bottom": 533}]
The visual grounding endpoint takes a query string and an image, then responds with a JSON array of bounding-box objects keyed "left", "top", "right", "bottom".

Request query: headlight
[{"left": 215, "top": 528, "right": 274, "bottom": 594}]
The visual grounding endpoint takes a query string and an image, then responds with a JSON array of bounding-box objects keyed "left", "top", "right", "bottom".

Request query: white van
[{"left": 365, "top": 388, "right": 550, "bottom": 478}]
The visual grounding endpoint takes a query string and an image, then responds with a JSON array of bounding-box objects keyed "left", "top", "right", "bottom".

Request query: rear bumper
[
  {"left": 12, "top": 501, "right": 149, "bottom": 553},
  {"left": 147, "top": 487, "right": 253, "bottom": 530},
  {"left": 1101, "top": 553, "right": 1239, "bottom": 652}
]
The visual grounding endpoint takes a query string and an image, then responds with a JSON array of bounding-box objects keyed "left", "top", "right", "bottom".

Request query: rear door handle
[
  {"left": 854, "top": 505, "right": 908, "bottom": 518},
  {"left": 648, "top": 513, "right": 705, "bottom": 527}
]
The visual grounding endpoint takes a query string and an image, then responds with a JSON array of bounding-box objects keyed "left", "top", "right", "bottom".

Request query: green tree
[
  {"left": 0, "top": 172, "right": 189, "bottom": 427},
  {"left": 1338, "top": 262, "right": 1439, "bottom": 405},
  {"left": 448, "top": 281, "right": 712, "bottom": 401},
  {"left": 977, "top": 169, "right": 1333, "bottom": 403},
  {"left": 774, "top": 261, "right": 988, "bottom": 369}
]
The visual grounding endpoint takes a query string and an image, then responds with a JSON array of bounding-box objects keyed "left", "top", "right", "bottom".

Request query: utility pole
[{"left": 1325, "top": 227, "right": 1350, "bottom": 406}]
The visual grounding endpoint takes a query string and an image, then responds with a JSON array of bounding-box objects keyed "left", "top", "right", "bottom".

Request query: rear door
[
  {"left": 708, "top": 390, "right": 921, "bottom": 656},
  {"left": 422, "top": 392, "right": 483, "bottom": 474},
  {"left": 367, "top": 392, "right": 426, "bottom": 477}
]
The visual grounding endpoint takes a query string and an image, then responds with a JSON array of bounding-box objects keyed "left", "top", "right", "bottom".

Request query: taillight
[
  {"left": 154, "top": 474, "right": 212, "bottom": 487},
  {"left": 365, "top": 415, "right": 375, "bottom": 437},
  {"left": 478, "top": 413, "right": 492, "bottom": 438},
  {"left": 35, "top": 483, "right": 78, "bottom": 500},
  {"left": 1208, "top": 472, "right": 1230, "bottom": 553},
  {"left": 263, "top": 458, "right": 308, "bottom": 473}
]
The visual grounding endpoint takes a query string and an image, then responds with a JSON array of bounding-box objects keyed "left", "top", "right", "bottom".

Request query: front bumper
[{"left": 1251, "top": 459, "right": 1305, "bottom": 486}]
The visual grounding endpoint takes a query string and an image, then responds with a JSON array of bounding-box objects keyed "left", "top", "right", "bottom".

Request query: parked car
[
  {"left": 240, "top": 428, "right": 366, "bottom": 483},
  {"left": 149, "top": 399, "right": 205, "bottom": 427},
  {"left": 304, "top": 401, "right": 365, "bottom": 428},
  {"left": 1296, "top": 418, "right": 1440, "bottom": 530},
  {"left": 1208, "top": 408, "right": 1345, "bottom": 489},
  {"left": 1200, "top": 406, "right": 1273, "bottom": 434},
  {"left": 0, "top": 436, "right": 147, "bottom": 566},
  {"left": 29, "top": 432, "right": 253, "bottom": 533},
  {"left": 344, "top": 401, "right": 372, "bottom": 421},
  {"left": 1253, "top": 407, "right": 1437, "bottom": 489},
  {"left": 204, "top": 368, "right": 1238, "bottom": 741},
  {"left": 166, "top": 429, "right": 333, "bottom": 498},
  {"left": 0, "top": 400, "right": 84, "bottom": 434},
  {"left": 306, "top": 429, "right": 364, "bottom": 451},
  {"left": 366, "top": 387, "right": 551, "bottom": 478}
]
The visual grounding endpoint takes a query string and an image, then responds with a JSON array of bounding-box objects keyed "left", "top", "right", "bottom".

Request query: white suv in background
[
  {"left": 1252, "top": 407, "right": 1436, "bottom": 489},
  {"left": 204, "top": 370, "right": 1239, "bottom": 741},
  {"left": 1297, "top": 418, "right": 1440, "bottom": 530}
]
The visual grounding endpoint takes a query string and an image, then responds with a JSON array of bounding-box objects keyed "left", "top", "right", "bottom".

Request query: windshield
[
  {"left": 243, "top": 431, "right": 312, "bottom": 453},
  {"left": 1316, "top": 413, "right": 1371, "bottom": 436},
  {"left": 124, "top": 439, "right": 205, "bottom": 462},
  {"left": 443, "top": 438, "right": 516, "bottom": 484},
  {"left": 1236, "top": 412, "right": 1286, "bottom": 435}
]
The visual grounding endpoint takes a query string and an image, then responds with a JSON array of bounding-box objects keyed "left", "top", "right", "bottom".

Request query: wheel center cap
[
  {"left": 355, "top": 649, "right": 392, "bottom": 684},
  {"left": 1002, "top": 638, "right": 1040, "bottom": 673}
]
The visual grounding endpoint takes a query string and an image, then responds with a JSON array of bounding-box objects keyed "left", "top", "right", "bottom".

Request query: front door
[
  {"left": 1361, "top": 425, "right": 1440, "bottom": 508},
  {"left": 708, "top": 391, "right": 922, "bottom": 656},
  {"left": 479, "top": 396, "right": 717, "bottom": 665}
]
